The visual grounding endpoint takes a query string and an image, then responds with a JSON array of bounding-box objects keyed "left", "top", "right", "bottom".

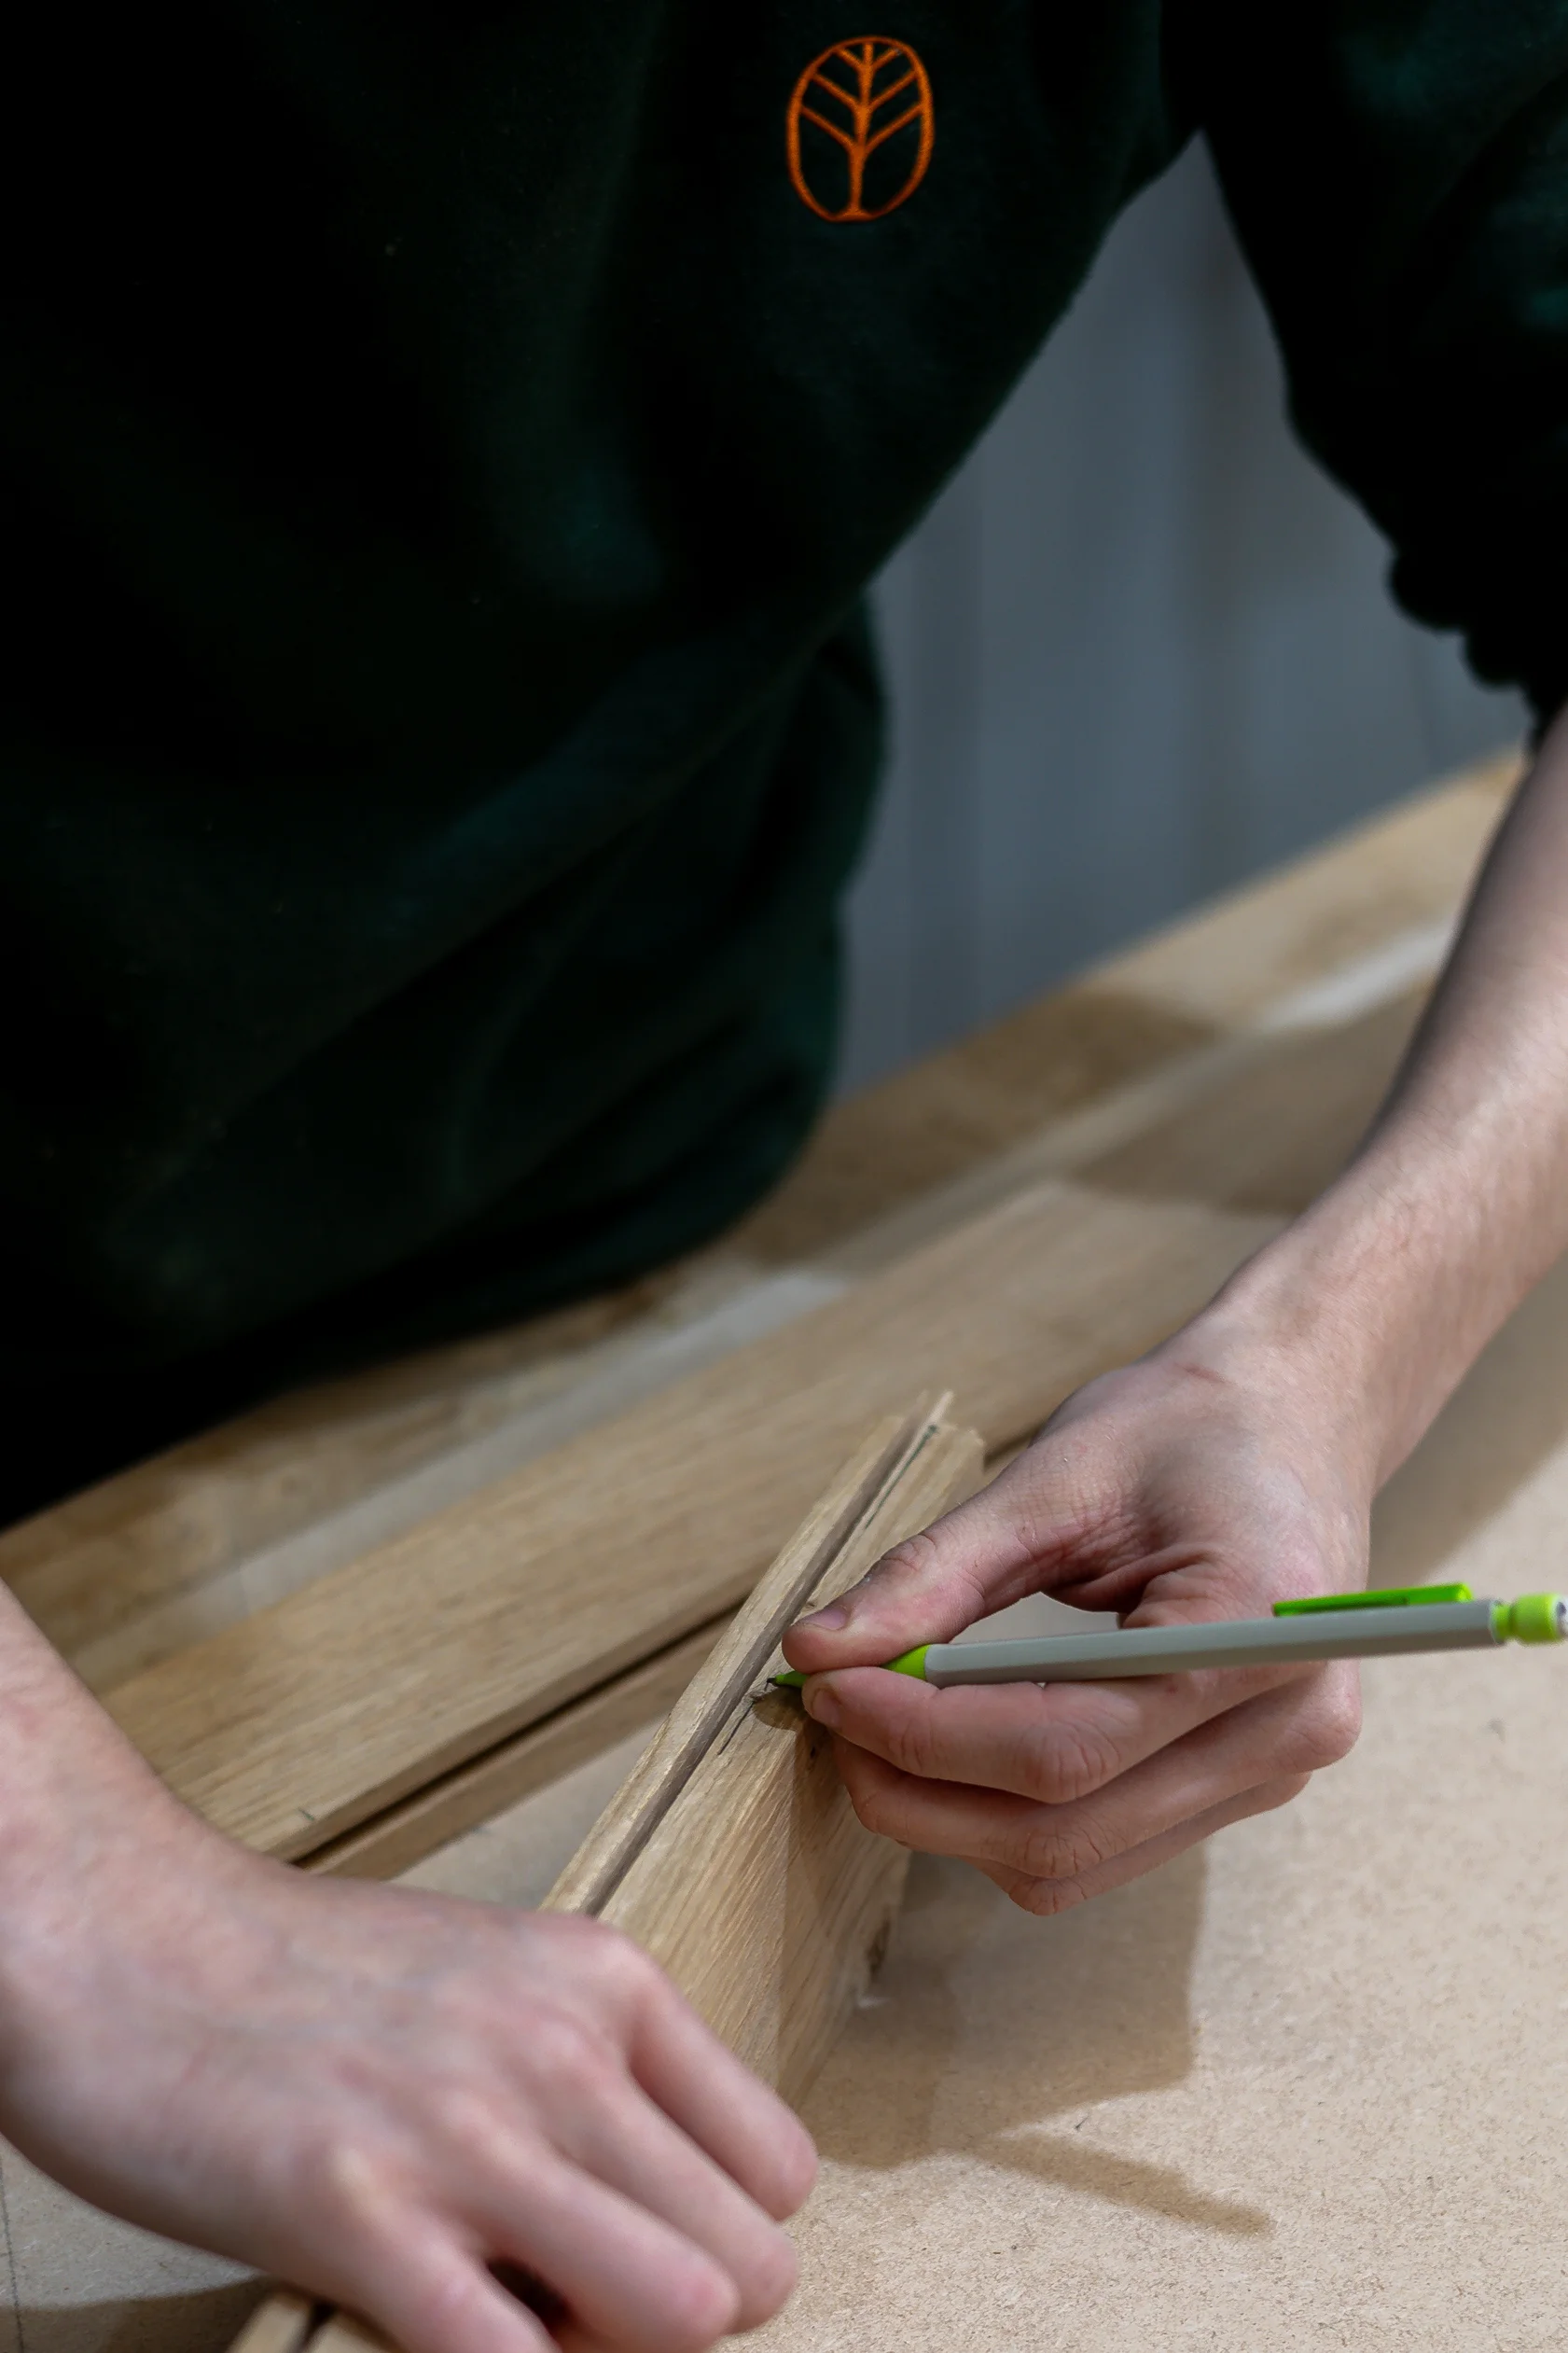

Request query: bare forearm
[
  {"left": 0, "top": 1575, "right": 808, "bottom": 2350},
  {"left": 0, "top": 1587, "right": 201, "bottom": 1953},
  {"left": 1199, "top": 712, "right": 1568, "bottom": 1489},
  {"left": 794, "top": 720, "right": 1568, "bottom": 1915}
]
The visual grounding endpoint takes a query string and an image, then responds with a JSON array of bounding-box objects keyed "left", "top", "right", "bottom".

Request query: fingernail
[
  {"left": 803, "top": 1684, "right": 841, "bottom": 1729},
  {"left": 795, "top": 1601, "right": 848, "bottom": 1634}
]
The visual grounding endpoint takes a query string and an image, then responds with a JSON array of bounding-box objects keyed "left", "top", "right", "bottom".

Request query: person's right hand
[{"left": 0, "top": 1721, "right": 813, "bottom": 2353}]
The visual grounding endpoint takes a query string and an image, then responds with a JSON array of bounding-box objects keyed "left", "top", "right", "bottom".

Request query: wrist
[
  {"left": 1157, "top": 1187, "right": 1421, "bottom": 1498},
  {"left": 0, "top": 1666, "right": 234, "bottom": 2081}
]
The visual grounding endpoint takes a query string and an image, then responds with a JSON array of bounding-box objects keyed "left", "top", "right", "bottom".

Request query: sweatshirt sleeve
[{"left": 1186, "top": 0, "right": 1568, "bottom": 723}]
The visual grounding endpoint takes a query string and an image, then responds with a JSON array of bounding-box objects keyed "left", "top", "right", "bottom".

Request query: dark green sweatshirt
[{"left": 5, "top": 3, "right": 1567, "bottom": 1515}]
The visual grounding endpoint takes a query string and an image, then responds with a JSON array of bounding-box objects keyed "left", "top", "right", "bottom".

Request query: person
[{"left": 7, "top": 5, "right": 1568, "bottom": 2346}]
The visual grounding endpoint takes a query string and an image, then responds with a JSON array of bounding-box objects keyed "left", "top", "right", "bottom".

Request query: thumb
[{"left": 780, "top": 1473, "right": 1050, "bottom": 1674}]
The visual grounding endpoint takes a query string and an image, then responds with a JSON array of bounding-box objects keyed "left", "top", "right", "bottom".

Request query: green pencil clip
[
  {"left": 775, "top": 1592, "right": 1482, "bottom": 1686},
  {"left": 1271, "top": 1581, "right": 1474, "bottom": 1616}
]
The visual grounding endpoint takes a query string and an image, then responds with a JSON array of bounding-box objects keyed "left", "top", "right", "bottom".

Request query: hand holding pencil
[
  {"left": 776, "top": 1584, "right": 1567, "bottom": 1688},
  {"left": 781, "top": 1339, "right": 1398, "bottom": 1916}
]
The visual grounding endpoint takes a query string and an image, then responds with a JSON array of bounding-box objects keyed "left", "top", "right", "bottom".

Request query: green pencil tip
[{"left": 771, "top": 1646, "right": 933, "bottom": 1687}]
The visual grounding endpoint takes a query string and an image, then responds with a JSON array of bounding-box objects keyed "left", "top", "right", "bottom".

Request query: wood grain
[
  {"left": 103, "top": 1184, "right": 1276, "bottom": 1859},
  {"left": 597, "top": 1418, "right": 986, "bottom": 2102},
  {"left": 1094, "top": 751, "right": 1512, "bottom": 1030},
  {"left": 300, "top": 1617, "right": 729, "bottom": 1883},
  {"left": 544, "top": 1400, "right": 942, "bottom": 1917},
  {"left": 730, "top": 754, "right": 1514, "bottom": 1264},
  {"left": 1079, "top": 988, "right": 1425, "bottom": 1217},
  {"left": 0, "top": 1287, "right": 660, "bottom": 1664}
]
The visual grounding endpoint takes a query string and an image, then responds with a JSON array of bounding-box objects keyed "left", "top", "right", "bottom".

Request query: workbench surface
[{"left": 5, "top": 753, "right": 1560, "bottom": 2353}]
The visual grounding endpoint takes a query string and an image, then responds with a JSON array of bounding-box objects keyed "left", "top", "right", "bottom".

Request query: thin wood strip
[
  {"left": 300, "top": 1616, "right": 730, "bottom": 1883},
  {"left": 299, "top": 2316, "right": 383, "bottom": 2353},
  {"left": 225, "top": 2290, "right": 318, "bottom": 2353},
  {"left": 599, "top": 1419, "right": 985, "bottom": 2095},
  {"left": 542, "top": 1398, "right": 945, "bottom": 1918},
  {"left": 789, "top": 1423, "right": 985, "bottom": 1666}
]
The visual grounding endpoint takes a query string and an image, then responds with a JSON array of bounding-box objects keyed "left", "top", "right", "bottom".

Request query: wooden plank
[
  {"left": 544, "top": 1400, "right": 944, "bottom": 1916},
  {"left": 103, "top": 1184, "right": 1277, "bottom": 1859},
  {"left": 301, "top": 2316, "right": 382, "bottom": 2353},
  {"left": 0, "top": 1286, "right": 657, "bottom": 1664},
  {"left": 3, "top": 761, "right": 1512, "bottom": 1676},
  {"left": 1092, "top": 749, "right": 1513, "bottom": 1030},
  {"left": 730, "top": 753, "right": 1515, "bottom": 1264},
  {"left": 225, "top": 2290, "right": 318, "bottom": 2353},
  {"left": 315, "top": 1403, "right": 948, "bottom": 1895},
  {"left": 808, "top": 945, "right": 1439, "bottom": 1290},
  {"left": 1079, "top": 989, "right": 1423, "bottom": 1216},
  {"left": 595, "top": 1417, "right": 986, "bottom": 2102},
  {"left": 299, "top": 1617, "right": 730, "bottom": 1883}
]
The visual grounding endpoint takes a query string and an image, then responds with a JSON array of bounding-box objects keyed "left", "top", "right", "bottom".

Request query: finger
[
  {"left": 801, "top": 1650, "right": 1304, "bottom": 1804},
  {"left": 473, "top": 2139, "right": 740, "bottom": 2353},
  {"left": 979, "top": 1773, "right": 1311, "bottom": 1915},
  {"left": 782, "top": 1464, "right": 1055, "bottom": 1671},
  {"left": 348, "top": 2222, "right": 559, "bottom": 2353},
  {"left": 486, "top": 2278, "right": 621, "bottom": 2353},
  {"left": 830, "top": 1666, "right": 1358, "bottom": 1882},
  {"left": 492, "top": 2276, "right": 618, "bottom": 2353},
  {"left": 628, "top": 1967, "right": 816, "bottom": 2223},
  {"left": 555, "top": 2075, "right": 798, "bottom": 2330}
]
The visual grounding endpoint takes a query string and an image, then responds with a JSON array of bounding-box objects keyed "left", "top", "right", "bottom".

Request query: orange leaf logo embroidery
[{"left": 786, "top": 37, "right": 934, "bottom": 223}]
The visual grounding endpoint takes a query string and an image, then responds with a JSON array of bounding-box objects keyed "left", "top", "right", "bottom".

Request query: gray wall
[{"left": 838, "top": 142, "right": 1525, "bottom": 1093}]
